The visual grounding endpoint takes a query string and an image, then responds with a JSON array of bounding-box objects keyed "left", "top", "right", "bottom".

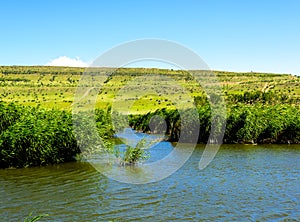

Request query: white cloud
[{"left": 46, "top": 56, "right": 88, "bottom": 67}]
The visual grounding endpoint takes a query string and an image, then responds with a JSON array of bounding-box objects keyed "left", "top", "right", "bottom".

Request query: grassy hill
[{"left": 0, "top": 66, "right": 299, "bottom": 112}]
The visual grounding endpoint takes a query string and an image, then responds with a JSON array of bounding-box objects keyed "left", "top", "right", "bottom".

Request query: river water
[{"left": 1, "top": 141, "right": 299, "bottom": 221}]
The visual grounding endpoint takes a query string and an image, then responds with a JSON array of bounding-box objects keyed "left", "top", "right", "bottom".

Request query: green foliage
[
  {"left": 227, "top": 91, "right": 295, "bottom": 104},
  {"left": 0, "top": 104, "right": 79, "bottom": 168},
  {"left": 24, "top": 212, "right": 49, "bottom": 222},
  {"left": 129, "top": 108, "right": 182, "bottom": 142},
  {"left": 119, "top": 138, "right": 150, "bottom": 165},
  {"left": 73, "top": 108, "right": 115, "bottom": 158},
  {"left": 0, "top": 102, "right": 114, "bottom": 168},
  {"left": 0, "top": 102, "right": 24, "bottom": 132},
  {"left": 130, "top": 104, "right": 300, "bottom": 144},
  {"left": 224, "top": 104, "right": 300, "bottom": 143},
  {"left": 130, "top": 106, "right": 211, "bottom": 143}
]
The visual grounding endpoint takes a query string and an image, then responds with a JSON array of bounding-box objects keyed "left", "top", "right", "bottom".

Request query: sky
[{"left": 0, "top": 0, "right": 299, "bottom": 75}]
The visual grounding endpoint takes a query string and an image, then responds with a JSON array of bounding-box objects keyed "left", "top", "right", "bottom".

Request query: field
[{"left": 0, "top": 66, "right": 299, "bottom": 113}]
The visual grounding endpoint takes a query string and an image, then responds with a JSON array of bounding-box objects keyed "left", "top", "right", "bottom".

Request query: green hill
[{"left": 0, "top": 66, "right": 299, "bottom": 112}]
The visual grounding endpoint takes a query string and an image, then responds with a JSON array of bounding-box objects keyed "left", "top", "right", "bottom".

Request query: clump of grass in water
[
  {"left": 117, "top": 138, "right": 157, "bottom": 166},
  {"left": 24, "top": 212, "right": 49, "bottom": 222}
]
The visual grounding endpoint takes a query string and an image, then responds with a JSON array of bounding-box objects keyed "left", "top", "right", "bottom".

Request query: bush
[
  {"left": 0, "top": 107, "right": 79, "bottom": 168},
  {"left": 117, "top": 138, "right": 150, "bottom": 166},
  {"left": 129, "top": 104, "right": 300, "bottom": 144},
  {"left": 0, "top": 103, "right": 114, "bottom": 168}
]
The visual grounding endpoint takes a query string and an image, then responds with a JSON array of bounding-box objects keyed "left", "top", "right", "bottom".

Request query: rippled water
[{"left": 1, "top": 144, "right": 299, "bottom": 221}]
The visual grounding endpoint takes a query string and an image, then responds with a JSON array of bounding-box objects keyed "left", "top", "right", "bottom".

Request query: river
[{"left": 1, "top": 136, "right": 299, "bottom": 221}]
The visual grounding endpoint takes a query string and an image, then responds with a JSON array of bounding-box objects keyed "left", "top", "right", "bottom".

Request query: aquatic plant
[
  {"left": 129, "top": 104, "right": 300, "bottom": 144},
  {"left": 0, "top": 102, "right": 114, "bottom": 168},
  {"left": 117, "top": 138, "right": 150, "bottom": 165},
  {"left": 24, "top": 212, "right": 49, "bottom": 222}
]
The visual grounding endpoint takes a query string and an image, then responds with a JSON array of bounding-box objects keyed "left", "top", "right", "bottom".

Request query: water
[{"left": 1, "top": 143, "right": 299, "bottom": 221}]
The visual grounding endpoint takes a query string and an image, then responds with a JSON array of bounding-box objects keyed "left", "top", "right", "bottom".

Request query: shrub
[{"left": 0, "top": 103, "right": 114, "bottom": 168}]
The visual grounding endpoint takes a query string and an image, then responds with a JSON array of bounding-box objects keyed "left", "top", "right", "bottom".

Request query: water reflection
[
  {"left": 0, "top": 162, "right": 109, "bottom": 221},
  {"left": 0, "top": 144, "right": 299, "bottom": 221}
]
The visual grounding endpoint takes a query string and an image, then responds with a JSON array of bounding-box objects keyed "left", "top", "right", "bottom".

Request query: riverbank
[
  {"left": 129, "top": 103, "right": 300, "bottom": 144},
  {"left": 1, "top": 101, "right": 300, "bottom": 169},
  {"left": 0, "top": 102, "right": 113, "bottom": 169}
]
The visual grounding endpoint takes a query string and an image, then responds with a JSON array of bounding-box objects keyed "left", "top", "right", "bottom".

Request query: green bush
[
  {"left": 225, "top": 104, "right": 300, "bottom": 143},
  {"left": 0, "top": 102, "right": 24, "bottom": 133},
  {"left": 130, "top": 104, "right": 300, "bottom": 144},
  {"left": 0, "top": 107, "right": 79, "bottom": 168},
  {"left": 117, "top": 138, "right": 150, "bottom": 166},
  {"left": 0, "top": 103, "right": 114, "bottom": 168}
]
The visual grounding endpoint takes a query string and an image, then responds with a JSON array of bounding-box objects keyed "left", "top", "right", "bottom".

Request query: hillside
[{"left": 0, "top": 66, "right": 299, "bottom": 112}]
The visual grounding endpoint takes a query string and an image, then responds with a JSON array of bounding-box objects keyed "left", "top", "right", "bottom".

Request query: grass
[
  {"left": 0, "top": 66, "right": 299, "bottom": 113},
  {"left": 23, "top": 212, "right": 49, "bottom": 222}
]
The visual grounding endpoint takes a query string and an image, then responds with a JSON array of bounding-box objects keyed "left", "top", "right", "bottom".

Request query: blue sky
[{"left": 0, "top": 0, "right": 299, "bottom": 74}]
